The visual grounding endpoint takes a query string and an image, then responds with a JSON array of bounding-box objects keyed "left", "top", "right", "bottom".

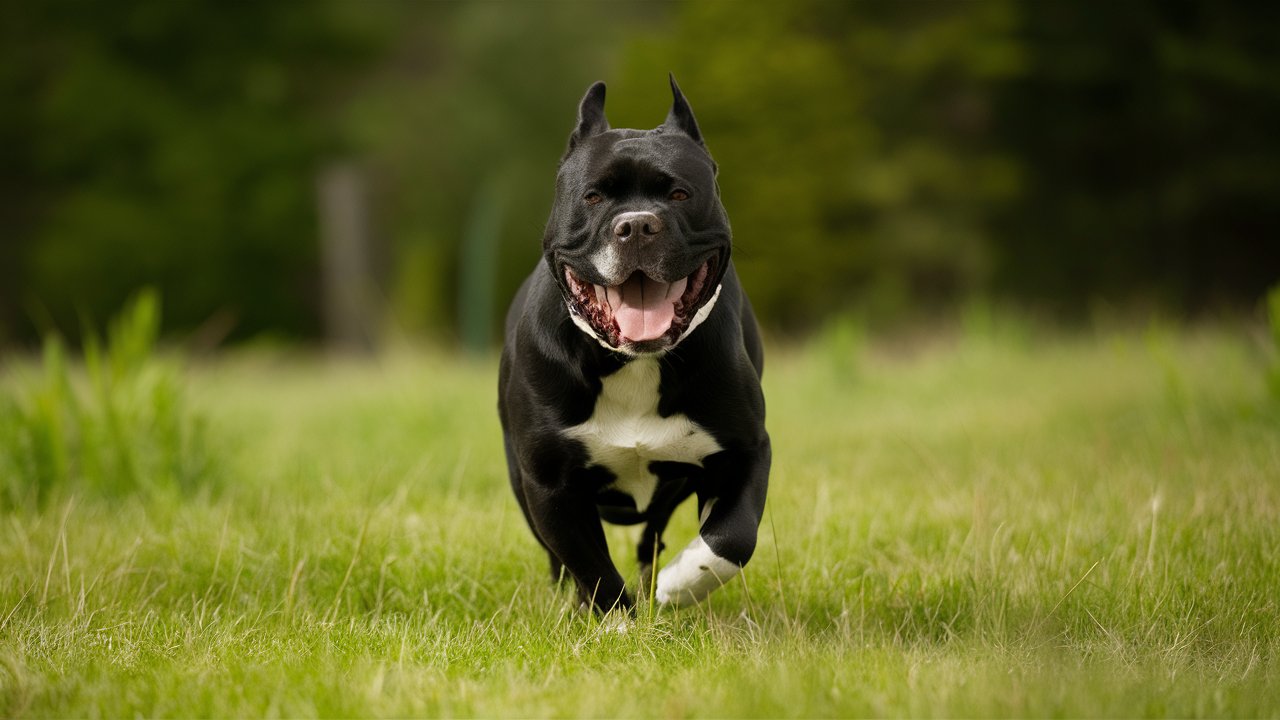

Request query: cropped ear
[
  {"left": 663, "top": 73, "right": 703, "bottom": 146},
  {"left": 567, "top": 81, "right": 609, "bottom": 153}
]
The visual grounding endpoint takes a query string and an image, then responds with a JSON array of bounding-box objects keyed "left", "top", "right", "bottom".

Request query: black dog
[{"left": 498, "top": 76, "right": 770, "bottom": 614}]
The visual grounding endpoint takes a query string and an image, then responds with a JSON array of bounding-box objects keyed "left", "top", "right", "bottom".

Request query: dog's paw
[{"left": 655, "top": 536, "right": 740, "bottom": 606}]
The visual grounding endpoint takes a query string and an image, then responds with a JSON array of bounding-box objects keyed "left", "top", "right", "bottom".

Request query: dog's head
[{"left": 543, "top": 76, "right": 731, "bottom": 355}]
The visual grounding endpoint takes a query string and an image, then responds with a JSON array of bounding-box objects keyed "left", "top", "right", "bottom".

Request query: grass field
[{"left": 2, "top": 311, "right": 1279, "bottom": 717}]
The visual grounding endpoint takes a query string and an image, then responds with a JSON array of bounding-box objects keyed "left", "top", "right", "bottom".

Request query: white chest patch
[{"left": 563, "top": 357, "right": 721, "bottom": 512}]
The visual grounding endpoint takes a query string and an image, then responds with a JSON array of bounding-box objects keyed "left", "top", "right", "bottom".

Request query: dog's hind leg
[
  {"left": 505, "top": 438, "right": 567, "bottom": 586},
  {"left": 524, "top": 482, "right": 632, "bottom": 614},
  {"left": 513, "top": 481, "right": 566, "bottom": 585}
]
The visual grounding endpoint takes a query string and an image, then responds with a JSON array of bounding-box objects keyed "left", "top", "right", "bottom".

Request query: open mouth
[{"left": 563, "top": 255, "right": 720, "bottom": 350}]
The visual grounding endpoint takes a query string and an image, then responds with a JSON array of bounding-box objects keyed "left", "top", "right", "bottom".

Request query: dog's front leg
[
  {"left": 655, "top": 440, "right": 771, "bottom": 606},
  {"left": 523, "top": 481, "right": 632, "bottom": 614}
]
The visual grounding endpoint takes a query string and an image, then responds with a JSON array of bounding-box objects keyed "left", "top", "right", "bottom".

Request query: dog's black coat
[{"left": 499, "top": 78, "right": 770, "bottom": 613}]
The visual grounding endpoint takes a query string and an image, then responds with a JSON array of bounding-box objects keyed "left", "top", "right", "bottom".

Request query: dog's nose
[{"left": 613, "top": 211, "right": 664, "bottom": 243}]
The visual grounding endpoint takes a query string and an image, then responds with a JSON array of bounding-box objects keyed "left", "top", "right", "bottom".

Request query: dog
[{"left": 498, "top": 76, "right": 770, "bottom": 614}]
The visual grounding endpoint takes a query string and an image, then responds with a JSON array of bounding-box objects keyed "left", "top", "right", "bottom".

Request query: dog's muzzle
[{"left": 563, "top": 253, "right": 721, "bottom": 352}]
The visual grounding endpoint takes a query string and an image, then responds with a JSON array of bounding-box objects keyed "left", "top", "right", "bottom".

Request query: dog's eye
[
  {"left": 670, "top": 189, "right": 690, "bottom": 201},
  {"left": 583, "top": 191, "right": 603, "bottom": 205}
]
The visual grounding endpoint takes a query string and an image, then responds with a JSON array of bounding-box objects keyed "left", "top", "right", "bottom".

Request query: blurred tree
[
  {"left": 0, "top": 0, "right": 394, "bottom": 346},
  {"left": 993, "top": 2, "right": 1280, "bottom": 313}
]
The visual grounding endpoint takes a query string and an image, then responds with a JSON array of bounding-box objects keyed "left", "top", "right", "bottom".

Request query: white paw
[{"left": 655, "top": 535, "right": 740, "bottom": 606}]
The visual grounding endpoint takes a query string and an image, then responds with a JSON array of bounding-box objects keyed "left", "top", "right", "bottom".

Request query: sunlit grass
[{"left": 1, "top": 320, "right": 1277, "bottom": 717}]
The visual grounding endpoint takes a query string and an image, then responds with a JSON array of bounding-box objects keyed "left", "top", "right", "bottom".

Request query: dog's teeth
[
  {"left": 605, "top": 285, "right": 622, "bottom": 312},
  {"left": 594, "top": 284, "right": 606, "bottom": 308},
  {"left": 689, "top": 263, "right": 708, "bottom": 297}
]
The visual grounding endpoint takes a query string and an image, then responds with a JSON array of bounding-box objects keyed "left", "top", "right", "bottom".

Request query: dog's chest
[{"left": 563, "top": 357, "right": 721, "bottom": 512}]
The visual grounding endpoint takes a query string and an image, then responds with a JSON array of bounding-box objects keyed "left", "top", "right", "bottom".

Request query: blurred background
[{"left": 2, "top": 0, "right": 1277, "bottom": 353}]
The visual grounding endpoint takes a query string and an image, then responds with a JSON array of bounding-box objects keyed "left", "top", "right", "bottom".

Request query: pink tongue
[{"left": 608, "top": 273, "right": 688, "bottom": 342}]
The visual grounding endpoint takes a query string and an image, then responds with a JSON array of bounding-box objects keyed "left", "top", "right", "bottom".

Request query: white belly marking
[{"left": 563, "top": 357, "right": 721, "bottom": 512}]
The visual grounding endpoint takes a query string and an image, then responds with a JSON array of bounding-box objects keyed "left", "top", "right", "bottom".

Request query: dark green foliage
[
  {"left": 613, "top": 0, "right": 1279, "bottom": 326},
  {"left": 0, "top": 289, "right": 216, "bottom": 509},
  {"left": 0, "top": 0, "right": 391, "bottom": 344},
  {"left": 993, "top": 2, "right": 1280, "bottom": 312},
  {"left": 0, "top": 0, "right": 1276, "bottom": 346}
]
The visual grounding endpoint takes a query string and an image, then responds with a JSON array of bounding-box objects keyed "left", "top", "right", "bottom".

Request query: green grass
[{"left": 2, "top": 318, "right": 1279, "bottom": 717}]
